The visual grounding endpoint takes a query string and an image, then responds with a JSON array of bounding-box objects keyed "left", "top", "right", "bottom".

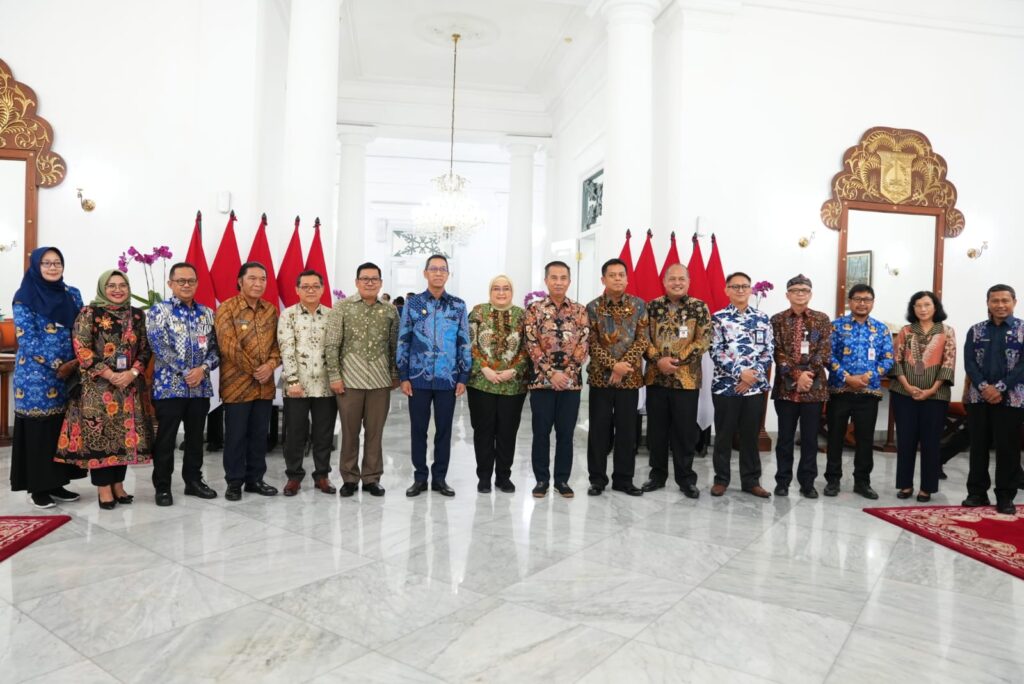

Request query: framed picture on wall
[{"left": 847, "top": 250, "right": 872, "bottom": 289}]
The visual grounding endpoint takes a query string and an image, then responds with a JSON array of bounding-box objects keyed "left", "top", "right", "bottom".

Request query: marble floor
[{"left": 2, "top": 397, "right": 1023, "bottom": 683}]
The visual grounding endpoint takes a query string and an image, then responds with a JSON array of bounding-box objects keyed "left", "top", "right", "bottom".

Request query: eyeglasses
[
  {"left": 298, "top": 284, "right": 323, "bottom": 292},
  {"left": 105, "top": 283, "right": 129, "bottom": 291},
  {"left": 171, "top": 278, "right": 198, "bottom": 286},
  {"left": 491, "top": 286, "right": 512, "bottom": 293},
  {"left": 357, "top": 277, "right": 381, "bottom": 284},
  {"left": 40, "top": 260, "right": 64, "bottom": 269},
  {"left": 727, "top": 284, "right": 751, "bottom": 291},
  {"left": 426, "top": 267, "right": 449, "bottom": 274},
  {"left": 850, "top": 296, "right": 874, "bottom": 303},
  {"left": 787, "top": 287, "right": 811, "bottom": 295}
]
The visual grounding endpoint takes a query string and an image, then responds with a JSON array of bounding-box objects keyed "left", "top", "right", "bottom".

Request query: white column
[
  {"left": 281, "top": 0, "right": 341, "bottom": 251},
  {"left": 336, "top": 128, "right": 372, "bottom": 291},
  {"left": 505, "top": 140, "right": 538, "bottom": 298},
  {"left": 589, "top": 0, "right": 662, "bottom": 262}
]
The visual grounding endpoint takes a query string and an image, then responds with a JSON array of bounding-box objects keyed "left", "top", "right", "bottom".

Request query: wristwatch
[{"left": 130, "top": 368, "right": 140, "bottom": 377}]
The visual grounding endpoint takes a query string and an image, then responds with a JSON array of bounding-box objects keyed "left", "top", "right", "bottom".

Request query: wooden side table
[{"left": 0, "top": 352, "right": 16, "bottom": 446}]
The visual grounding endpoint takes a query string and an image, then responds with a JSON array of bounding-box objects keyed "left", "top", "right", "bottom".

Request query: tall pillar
[
  {"left": 589, "top": 0, "right": 662, "bottom": 262},
  {"left": 505, "top": 140, "right": 538, "bottom": 298},
  {"left": 281, "top": 0, "right": 341, "bottom": 258},
  {"left": 336, "top": 127, "right": 372, "bottom": 293}
]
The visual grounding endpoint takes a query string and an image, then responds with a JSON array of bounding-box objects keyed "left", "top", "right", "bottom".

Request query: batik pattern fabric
[
  {"left": 468, "top": 303, "right": 528, "bottom": 396},
  {"left": 828, "top": 314, "right": 894, "bottom": 397},
  {"left": 55, "top": 306, "right": 154, "bottom": 469},
  {"left": 214, "top": 295, "right": 281, "bottom": 403},
  {"left": 145, "top": 297, "right": 218, "bottom": 400},
  {"left": 891, "top": 322, "right": 957, "bottom": 401},
  {"left": 964, "top": 316, "right": 1024, "bottom": 407},
  {"left": 12, "top": 286, "right": 83, "bottom": 417},
  {"left": 397, "top": 290, "right": 471, "bottom": 391},
  {"left": 585, "top": 293, "right": 648, "bottom": 389},
  {"left": 711, "top": 304, "right": 774, "bottom": 396},
  {"left": 643, "top": 295, "right": 711, "bottom": 390},
  {"left": 324, "top": 298, "right": 399, "bottom": 390},
  {"left": 523, "top": 296, "right": 589, "bottom": 390},
  {"left": 770, "top": 307, "right": 833, "bottom": 402},
  {"left": 278, "top": 303, "right": 332, "bottom": 397}
]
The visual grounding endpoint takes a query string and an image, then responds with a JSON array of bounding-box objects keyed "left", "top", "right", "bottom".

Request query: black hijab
[{"left": 13, "top": 246, "right": 79, "bottom": 328}]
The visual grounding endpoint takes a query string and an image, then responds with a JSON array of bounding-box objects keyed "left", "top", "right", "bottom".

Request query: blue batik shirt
[
  {"left": 12, "top": 287, "right": 83, "bottom": 417},
  {"left": 146, "top": 296, "right": 219, "bottom": 400},
  {"left": 829, "top": 314, "right": 894, "bottom": 396},
  {"left": 711, "top": 304, "right": 774, "bottom": 396},
  {"left": 964, "top": 316, "right": 1024, "bottom": 407},
  {"left": 397, "top": 290, "right": 471, "bottom": 391}
]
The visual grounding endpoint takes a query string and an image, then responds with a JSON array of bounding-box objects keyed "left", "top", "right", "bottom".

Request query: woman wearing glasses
[
  {"left": 56, "top": 270, "right": 154, "bottom": 509},
  {"left": 467, "top": 274, "right": 529, "bottom": 493},
  {"left": 10, "top": 247, "right": 86, "bottom": 508}
]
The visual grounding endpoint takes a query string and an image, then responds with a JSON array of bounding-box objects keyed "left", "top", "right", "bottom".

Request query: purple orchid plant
[
  {"left": 751, "top": 280, "right": 774, "bottom": 308},
  {"left": 332, "top": 288, "right": 347, "bottom": 301},
  {"left": 116, "top": 245, "right": 173, "bottom": 307},
  {"left": 523, "top": 290, "right": 547, "bottom": 309}
]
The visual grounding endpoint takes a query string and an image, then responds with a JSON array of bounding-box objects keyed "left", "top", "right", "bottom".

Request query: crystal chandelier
[{"left": 412, "top": 33, "right": 484, "bottom": 246}]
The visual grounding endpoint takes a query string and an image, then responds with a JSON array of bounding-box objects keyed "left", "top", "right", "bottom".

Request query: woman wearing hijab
[
  {"left": 467, "top": 274, "right": 529, "bottom": 493},
  {"left": 56, "top": 270, "right": 154, "bottom": 509},
  {"left": 10, "top": 247, "right": 85, "bottom": 508}
]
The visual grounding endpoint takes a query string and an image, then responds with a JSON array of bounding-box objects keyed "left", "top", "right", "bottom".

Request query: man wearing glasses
[
  {"left": 398, "top": 254, "right": 471, "bottom": 497},
  {"left": 146, "top": 262, "right": 219, "bottom": 506},
  {"left": 770, "top": 275, "right": 832, "bottom": 498},
  {"left": 278, "top": 269, "right": 336, "bottom": 496},
  {"left": 324, "top": 262, "right": 399, "bottom": 497},
  {"left": 825, "top": 284, "right": 894, "bottom": 499}
]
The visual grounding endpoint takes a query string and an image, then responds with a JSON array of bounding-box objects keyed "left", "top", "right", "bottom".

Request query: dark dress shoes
[
  {"left": 97, "top": 493, "right": 116, "bottom": 510},
  {"left": 641, "top": 479, "right": 665, "bottom": 493},
  {"left": 962, "top": 494, "right": 990, "bottom": 507},
  {"left": 680, "top": 484, "right": 700, "bottom": 499},
  {"left": 155, "top": 490, "right": 174, "bottom": 507},
  {"left": 611, "top": 483, "right": 643, "bottom": 496},
  {"left": 48, "top": 487, "right": 80, "bottom": 502},
  {"left": 406, "top": 481, "right": 428, "bottom": 497},
  {"left": 496, "top": 481, "right": 516, "bottom": 493},
  {"left": 244, "top": 480, "right": 278, "bottom": 496},
  {"left": 823, "top": 482, "right": 840, "bottom": 497},
  {"left": 314, "top": 478, "right": 337, "bottom": 495},
  {"left": 184, "top": 480, "right": 217, "bottom": 499},
  {"left": 477, "top": 482, "right": 492, "bottom": 494},
  {"left": 773, "top": 484, "right": 789, "bottom": 497},
  {"left": 916, "top": 492, "right": 931, "bottom": 503},
  {"left": 995, "top": 499, "right": 1017, "bottom": 515},
  {"left": 710, "top": 483, "right": 727, "bottom": 497},
  {"left": 340, "top": 482, "right": 359, "bottom": 497},
  {"left": 431, "top": 481, "right": 455, "bottom": 497},
  {"left": 800, "top": 486, "right": 819, "bottom": 499},
  {"left": 896, "top": 489, "right": 913, "bottom": 500},
  {"left": 853, "top": 483, "right": 879, "bottom": 500},
  {"left": 587, "top": 485, "right": 603, "bottom": 496},
  {"left": 225, "top": 486, "right": 242, "bottom": 501},
  {"left": 114, "top": 492, "right": 134, "bottom": 505},
  {"left": 743, "top": 485, "right": 771, "bottom": 499},
  {"left": 283, "top": 480, "right": 301, "bottom": 497},
  {"left": 554, "top": 482, "right": 575, "bottom": 498},
  {"left": 532, "top": 482, "right": 549, "bottom": 498},
  {"left": 363, "top": 482, "right": 386, "bottom": 497}
]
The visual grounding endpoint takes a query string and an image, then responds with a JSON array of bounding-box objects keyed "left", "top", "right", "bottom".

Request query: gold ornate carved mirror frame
[
  {"left": 820, "top": 126, "right": 964, "bottom": 317},
  {"left": 0, "top": 58, "right": 66, "bottom": 268}
]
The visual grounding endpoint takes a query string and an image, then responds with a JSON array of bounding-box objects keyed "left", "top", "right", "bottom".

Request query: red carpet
[
  {"left": 864, "top": 505, "right": 1024, "bottom": 579},
  {"left": 0, "top": 515, "right": 71, "bottom": 562}
]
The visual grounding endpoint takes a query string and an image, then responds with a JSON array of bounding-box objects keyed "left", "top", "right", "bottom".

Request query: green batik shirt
[
  {"left": 467, "top": 303, "right": 528, "bottom": 396},
  {"left": 324, "top": 298, "right": 399, "bottom": 390}
]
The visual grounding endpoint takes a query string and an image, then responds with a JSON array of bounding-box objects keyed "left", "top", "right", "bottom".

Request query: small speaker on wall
[{"left": 217, "top": 191, "right": 232, "bottom": 214}]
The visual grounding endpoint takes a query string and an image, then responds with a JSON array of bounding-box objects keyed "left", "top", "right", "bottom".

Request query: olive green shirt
[{"left": 324, "top": 298, "right": 399, "bottom": 390}]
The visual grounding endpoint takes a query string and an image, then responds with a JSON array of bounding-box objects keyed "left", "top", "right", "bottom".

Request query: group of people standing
[{"left": 9, "top": 247, "right": 1023, "bottom": 516}]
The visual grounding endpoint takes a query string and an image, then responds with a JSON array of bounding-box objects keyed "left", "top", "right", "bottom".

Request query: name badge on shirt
[
  {"left": 197, "top": 335, "right": 207, "bottom": 347},
  {"left": 678, "top": 326, "right": 688, "bottom": 340},
  {"left": 753, "top": 330, "right": 766, "bottom": 345},
  {"left": 867, "top": 347, "right": 876, "bottom": 361},
  {"left": 800, "top": 340, "right": 810, "bottom": 355},
  {"left": 115, "top": 353, "right": 129, "bottom": 371}
]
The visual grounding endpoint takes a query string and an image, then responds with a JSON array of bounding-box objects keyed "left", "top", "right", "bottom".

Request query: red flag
[
  {"left": 246, "top": 213, "right": 280, "bottom": 311},
  {"left": 633, "top": 230, "right": 663, "bottom": 302},
  {"left": 185, "top": 210, "right": 216, "bottom": 309},
  {"left": 277, "top": 216, "right": 304, "bottom": 308},
  {"left": 305, "top": 217, "right": 333, "bottom": 307},
  {"left": 686, "top": 234, "right": 713, "bottom": 308},
  {"left": 210, "top": 211, "right": 242, "bottom": 304},
  {"left": 659, "top": 231, "right": 682, "bottom": 283},
  {"left": 706, "top": 233, "right": 729, "bottom": 313},
  {"left": 618, "top": 229, "right": 638, "bottom": 297}
]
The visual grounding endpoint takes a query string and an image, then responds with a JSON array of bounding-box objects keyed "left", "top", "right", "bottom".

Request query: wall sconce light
[
  {"left": 885, "top": 263, "right": 900, "bottom": 277},
  {"left": 798, "top": 231, "right": 816, "bottom": 248},
  {"left": 967, "top": 241, "right": 988, "bottom": 259},
  {"left": 76, "top": 188, "right": 96, "bottom": 212},
  {"left": 0, "top": 240, "right": 17, "bottom": 253}
]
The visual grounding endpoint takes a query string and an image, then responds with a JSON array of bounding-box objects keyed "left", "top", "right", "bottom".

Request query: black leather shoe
[
  {"left": 532, "top": 482, "right": 549, "bottom": 498},
  {"left": 587, "top": 485, "right": 603, "bottom": 496},
  {"left": 406, "top": 481, "right": 428, "bottom": 497},
  {"left": 477, "top": 482, "right": 492, "bottom": 494},
  {"left": 853, "top": 483, "right": 878, "bottom": 500},
  {"left": 496, "top": 481, "right": 516, "bottom": 493},
  {"left": 363, "top": 482, "right": 386, "bottom": 497},
  {"left": 48, "top": 487, "right": 80, "bottom": 502},
  {"left": 244, "top": 480, "right": 278, "bottom": 496},
  {"left": 996, "top": 499, "right": 1016, "bottom": 515},
  {"left": 641, "top": 479, "right": 665, "bottom": 493},
  {"left": 339, "top": 483, "right": 359, "bottom": 497},
  {"left": 916, "top": 492, "right": 931, "bottom": 503},
  {"left": 225, "top": 486, "right": 242, "bottom": 501},
  {"left": 962, "top": 494, "right": 990, "bottom": 507},
  {"left": 114, "top": 491, "right": 134, "bottom": 505},
  {"left": 896, "top": 488, "right": 913, "bottom": 499},
  {"left": 97, "top": 491, "right": 116, "bottom": 510},
  {"left": 611, "top": 483, "right": 643, "bottom": 496},
  {"left": 823, "top": 482, "right": 840, "bottom": 497},
  {"left": 938, "top": 469, "right": 948, "bottom": 480},
  {"left": 155, "top": 490, "right": 174, "bottom": 507},
  {"left": 554, "top": 482, "right": 575, "bottom": 498},
  {"left": 431, "top": 480, "right": 455, "bottom": 497},
  {"left": 680, "top": 484, "right": 700, "bottom": 499},
  {"left": 774, "top": 484, "right": 789, "bottom": 497},
  {"left": 184, "top": 480, "right": 217, "bottom": 499},
  {"left": 800, "top": 486, "right": 819, "bottom": 499}
]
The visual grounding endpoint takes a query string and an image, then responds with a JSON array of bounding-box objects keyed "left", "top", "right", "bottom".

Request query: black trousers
[
  {"left": 283, "top": 396, "right": 337, "bottom": 480},
  {"left": 774, "top": 400, "right": 822, "bottom": 489},
  {"left": 223, "top": 400, "right": 272, "bottom": 486},
  {"left": 646, "top": 385, "right": 699, "bottom": 487},
  {"left": 468, "top": 388, "right": 526, "bottom": 485},
  {"left": 206, "top": 404, "right": 224, "bottom": 447},
  {"left": 530, "top": 389, "right": 580, "bottom": 484},
  {"left": 825, "top": 393, "right": 879, "bottom": 486},
  {"left": 587, "top": 387, "right": 639, "bottom": 488},
  {"left": 892, "top": 392, "right": 947, "bottom": 493},
  {"left": 152, "top": 397, "right": 210, "bottom": 491},
  {"left": 91, "top": 465, "right": 127, "bottom": 486},
  {"left": 408, "top": 388, "right": 457, "bottom": 482},
  {"left": 712, "top": 394, "right": 765, "bottom": 488},
  {"left": 11, "top": 414, "right": 85, "bottom": 493},
  {"left": 965, "top": 403, "right": 1024, "bottom": 501}
]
